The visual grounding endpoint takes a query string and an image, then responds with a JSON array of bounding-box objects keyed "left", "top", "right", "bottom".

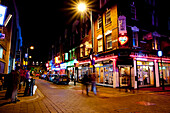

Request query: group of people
[
  {"left": 82, "top": 73, "right": 97, "bottom": 96},
  {"left": 5, "top": 66, "right": 31, "bottom": 103}
]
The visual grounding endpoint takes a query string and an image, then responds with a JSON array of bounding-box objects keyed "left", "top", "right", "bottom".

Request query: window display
[{"left": 137, "top": 61, "right": 154, "bottom": 87}]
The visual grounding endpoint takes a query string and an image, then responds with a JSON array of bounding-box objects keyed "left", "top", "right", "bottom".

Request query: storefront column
[
  {"left": 133, "top": 59, "right": 137, "bottom": 89},
  {"left": 113, "top": 59, "right": 119, "bottom": 88},
  {"left": 154, "top": 60, "right": 160, "bottom": 87}
]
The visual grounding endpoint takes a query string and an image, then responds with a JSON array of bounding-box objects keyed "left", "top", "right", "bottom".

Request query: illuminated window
[
  {"left": 105, "top": 10, "right": 111, "bottom": 24},
  {"left": 80, "top": 44, "right": 84, "bottom": 57},
  {"left": 85, "top": 41, "right": 91, "bottom": 56},
  {"left": 98, "top": 17, "right": 102, "bottom": 29},
  {"left": 133, "top": 32, "right": 138, "bottom": 47},
  {"left": 106, "top": 34, "right": 112, "bottom": 49},
  {"left": 98, "top": 39, "right": 103, "bottom": 52},
  {"left": 0, "top": 46, "right": 3, "bottom": 59}
]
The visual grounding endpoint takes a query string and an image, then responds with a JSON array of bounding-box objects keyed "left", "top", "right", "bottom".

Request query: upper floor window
[
  {"left": 105, "top": 10, "right": 111, "bottom": 24},
  {"left": 80, "top": 44, "right": 84, "bottom": 57},
  {"left": 0, "top": 46, "right": 3, "bottom": 59},
  {"left": 106, "top": 34, "right": 112, "bottom": 49},
  {"left": 130, "top": 2, "right": 136, "bottom": 20},
  {"left": 168, "top": 17, "right": 170, "bottom": 31},
  {"left": 131, "top": 26, "right": 139, "bottom": 47},
  {"left": 98, "top": 17, "right": 102, "bottom": 29},
  {"left": 133, "top": 32, "right": 138, "bottom": 47},
  {"left": 98, "top": 38, "right": 103, "bottom": 52}
]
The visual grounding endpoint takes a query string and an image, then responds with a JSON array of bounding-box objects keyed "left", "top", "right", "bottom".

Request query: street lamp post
[
  {"left": 77, "top": 2, "right": 95, "bottom": 73},
  {"left": 26, "top": 46, "right": 34, "bottom": 70},
  {"left": 158, "top": 50, "right": 164, "bottom": 90}
]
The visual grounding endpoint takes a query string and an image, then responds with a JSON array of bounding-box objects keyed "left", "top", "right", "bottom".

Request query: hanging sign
[
  {"left": 118, "top": 36, "right": 128, "bottom": 45},
  {"left": 0, "top": 5, "right": 7, "bottom": 26},
  {"left": 118, "top": 15, "right": 127, "bottom": 35}
]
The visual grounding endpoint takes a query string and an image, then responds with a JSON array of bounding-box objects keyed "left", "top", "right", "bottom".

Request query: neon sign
[
  {"left": 118, "top": 36, "right": 128, "bottom": 45},
  {"left": 0, "top": 5, "right": 7, "bottom": 26}
]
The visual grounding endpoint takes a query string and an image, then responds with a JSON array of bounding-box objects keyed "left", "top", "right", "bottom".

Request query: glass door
[{"left": 137, "top": 65, "right": 154, "bottom": 87}]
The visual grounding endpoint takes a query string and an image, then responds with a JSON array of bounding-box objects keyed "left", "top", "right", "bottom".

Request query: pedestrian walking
[
  {"left": 82, "top": 74, "right": 90, "bottom": 96},
  {"left": 11, "top": 67, "right": 21, "bottom": 103},
  {"left": 90, "top": 73, "right": 97, "bottom": 95}
]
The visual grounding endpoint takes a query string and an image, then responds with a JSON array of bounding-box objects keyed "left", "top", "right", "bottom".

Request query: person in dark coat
[
  {"left": 82, "top": 74, "right": 90, "bottom": 96},
  {"left": 11, "top": 69, "right": 20, "bottom": 103},
  {"left": 5, "top": 72, "right": 13, "bottom": 99}
]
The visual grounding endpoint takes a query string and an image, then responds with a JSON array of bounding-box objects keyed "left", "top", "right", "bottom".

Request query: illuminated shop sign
[
  {"left": 65, "top": 53, "right": 68, "bottom": 60},
  {"left": 60, "top": 63, "right": 67, "bottom": 69},
  {"left": 118, "top": 15, "right": 127, "bottom": 35},
  {"left": 118, "top": 36, "right": 128, "bottom": 45},
  {"left": 0, "top": 5, "right": 7, "bottom": 26}
]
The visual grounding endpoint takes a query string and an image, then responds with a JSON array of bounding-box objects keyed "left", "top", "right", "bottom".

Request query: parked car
[
  {"left": 49, "top": 74, "right": 58, "bottom": 82},
  {"left": 53, "top": 74, "right": 70, "bottom": 85},
  {"left": 40, "top": 74, "right": 47, "bottom": 79}
]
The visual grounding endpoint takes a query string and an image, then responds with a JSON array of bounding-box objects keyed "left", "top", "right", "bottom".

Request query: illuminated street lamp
[
  {"left": 30, "top": 46, "right": 34, "bottom": 50},
  {"left": 77, "top": 2, "right": 87, "bottom": 13}
]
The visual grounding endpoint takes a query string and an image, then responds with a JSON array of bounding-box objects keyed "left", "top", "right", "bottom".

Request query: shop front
[{"left": 130, "top": 54, "right": 170, "bottom": 89}]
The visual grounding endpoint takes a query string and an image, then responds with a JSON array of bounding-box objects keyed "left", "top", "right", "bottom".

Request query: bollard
[{"left": 74, "top": 79, "right": 76, "bottom": 86}]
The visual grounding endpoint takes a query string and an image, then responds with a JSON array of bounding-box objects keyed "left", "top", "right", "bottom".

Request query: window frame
[
  {"left": 105, "top": 10, "right": 111, "bottom": 24},
  {"left": 98, "top": 38, "right": 103, "bottom": 52},
  {"left": 106, "top": 34, "right": 112, "bottom": 49}
]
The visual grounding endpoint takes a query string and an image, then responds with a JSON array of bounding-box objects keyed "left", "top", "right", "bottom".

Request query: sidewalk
[{"left": 0, "top": 85, "right": 42, "bottom": 107}]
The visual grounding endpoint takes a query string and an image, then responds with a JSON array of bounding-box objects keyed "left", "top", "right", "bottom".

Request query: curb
[{"left": 19, "top": 88, "right": 44, "bottom": 103}]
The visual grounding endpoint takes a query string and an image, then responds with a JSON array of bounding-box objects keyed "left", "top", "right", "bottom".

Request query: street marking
[{"left": 136, "top": 101, "right": 156, "bottom": 106}]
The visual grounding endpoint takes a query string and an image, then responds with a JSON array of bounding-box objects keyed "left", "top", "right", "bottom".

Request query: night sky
[{"left": 15, "top": 0, "right": 70, "bottom": 62}]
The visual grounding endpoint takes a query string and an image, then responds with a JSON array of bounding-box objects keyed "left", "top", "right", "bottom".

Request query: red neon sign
[{"left": 118, "top": 36, "right": 128, "bottom": 45}]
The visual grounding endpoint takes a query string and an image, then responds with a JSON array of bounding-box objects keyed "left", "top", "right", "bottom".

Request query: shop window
[
  {"left": 133, "top": 32, "right": 138, "bottom": 47},
  {"left": 137, "top": 61, "right": 154, "bottom": 87},
  {"left": 98, "top": 16, "right": 102, "bottom": 29},
  {"left": 105, "top": 10, "right": 111, "bottom": 24},
  {"left": 98, "top": 38, "right": 103, "bottom": 52},
  {"left": 106, "top": 34, "right": 112, "bottom": 49},
  {"left": 159, "top": 63, "right": 170, "bottom": 85},
  {"left": 119, "top": 67, "right": 131, "bottom": 87}
]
